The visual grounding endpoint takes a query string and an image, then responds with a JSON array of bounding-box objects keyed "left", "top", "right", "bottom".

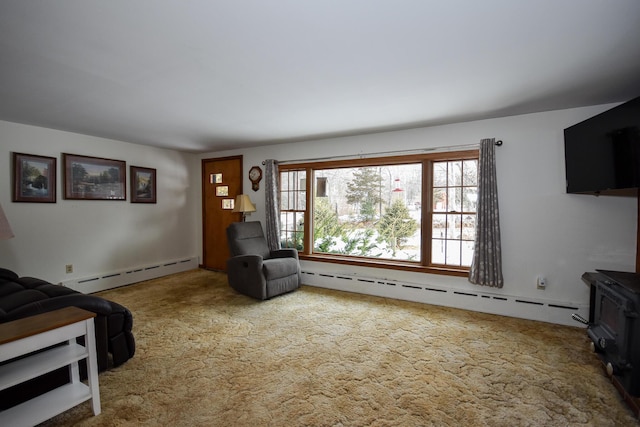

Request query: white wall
[
  {"left": 0, "top": 120, "right": 200, "bottom": 284},
  {"left": 198, "top": 104, "right": 637, "bottom": 312},
  {"left": 1, "top": 102, "right": 634, "bottom": 321}
]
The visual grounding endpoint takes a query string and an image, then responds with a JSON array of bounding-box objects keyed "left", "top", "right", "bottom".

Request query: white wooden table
[{"left": 0, "top": 306, "right": 101, "bottom": 426}]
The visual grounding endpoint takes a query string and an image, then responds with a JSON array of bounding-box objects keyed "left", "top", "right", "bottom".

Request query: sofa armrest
[
  {"left": 4, "top": 294, "right": 114, "bottom": 322},
  {"left": 93, "top": 315, "right": 109, "bottom": 370},
  {"left": 17, "top": 277, "right": 79, "bottom": 297},
  {"left": 0, "top": 268, "right": 19, "bottom": 281}
]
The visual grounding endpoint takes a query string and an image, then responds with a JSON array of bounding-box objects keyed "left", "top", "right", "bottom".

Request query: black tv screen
[{"left": 564, "top": 96, "right": 640, "bottom": 195}]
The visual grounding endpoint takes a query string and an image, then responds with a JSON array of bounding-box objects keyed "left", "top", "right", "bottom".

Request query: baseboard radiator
[
  {"left": 59, "top": 257, "right": 199, "bottom": 294},
  {"left": 301, "top": 270, "right": 589, "bottom": 327}
]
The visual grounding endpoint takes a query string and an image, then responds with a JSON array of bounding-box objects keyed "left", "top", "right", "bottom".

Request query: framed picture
[
  {"left": 130, "top": 166, "right": 157, "bottom": 204},
  {"left": 210, "top": 173, "right": 223, "bottom": 184},
  {"left": 222, "top": 198, "right": 235, "bottom": 210},
  {"left": 216, "top": 185, "right": 229, "bottom": 197},
  {"left": 12, "top": 152, "right": 57, "bottom": 203},
  {"left": 63, "top": 153, "right": 126, "bottom": 200}
]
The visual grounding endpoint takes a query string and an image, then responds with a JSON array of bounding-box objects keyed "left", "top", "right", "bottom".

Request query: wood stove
[{"left": 582, "top": 270, "right": 640, "bottom": 396}]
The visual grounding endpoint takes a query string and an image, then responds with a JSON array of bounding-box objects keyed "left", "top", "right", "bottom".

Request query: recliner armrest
[
  {"left": 226, "top": 254, "right": 268, "bottom": 300},
  {"left": 270, "top": 248, "right": 299, "bottom": 260},
  {"left": 227, "top": 254, "right": 264, "bottom": 270}
]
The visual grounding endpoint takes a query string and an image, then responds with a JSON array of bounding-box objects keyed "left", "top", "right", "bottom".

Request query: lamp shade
[
  {"left": 0, "top": 203, "right": 14, "bottom": 240},
  {"left": 233, "top": 194, "right": 256, "bottom": 214}
]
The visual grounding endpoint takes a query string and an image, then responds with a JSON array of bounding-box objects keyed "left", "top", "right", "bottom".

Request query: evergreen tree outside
[
  {"left": 345, "top": 167, "right": 382, "bottom": 222},
  {"left": 313, "top": 198, "right": 345, "bottom": 253},
  {"left": 360, "top": 198, "right": 378, "bottom": 222},
  {"left": 342, "top": 228, "right": 379, "bottom": 257},
  {"left": 377, "top": 199, "right": 418, "bottom": 255}
]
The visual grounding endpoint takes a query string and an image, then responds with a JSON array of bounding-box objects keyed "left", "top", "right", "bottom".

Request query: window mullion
[
  {"left": 422, "top": 160, "right": 432, "bottom": 267},
  {"left": 303, "top": 167, "right": 312, "bottom": 255}
]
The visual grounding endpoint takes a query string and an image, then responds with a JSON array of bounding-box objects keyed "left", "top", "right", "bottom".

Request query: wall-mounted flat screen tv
[{"left": 564, "top": 96, "right": 640, "bottom": 196}]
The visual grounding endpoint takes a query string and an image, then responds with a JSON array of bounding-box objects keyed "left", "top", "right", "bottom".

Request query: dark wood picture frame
[
  {"left": 12, "top": 152, "right": 57, "bottom": 203},
  {"left": 130, "top": 166, "right": 157, "bottom": 204},
  {"left": 63, "top": 153, "right": 126, "bottom": 200}
]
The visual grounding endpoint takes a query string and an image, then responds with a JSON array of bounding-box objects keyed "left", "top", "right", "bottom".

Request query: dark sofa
[{"left": 0, "top": 267, "right": 135, "bottom": 408}]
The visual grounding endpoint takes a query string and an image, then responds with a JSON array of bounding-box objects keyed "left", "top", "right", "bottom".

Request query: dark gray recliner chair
[{"left": 226, "top": 221, "right": 301, "bottom": 300}]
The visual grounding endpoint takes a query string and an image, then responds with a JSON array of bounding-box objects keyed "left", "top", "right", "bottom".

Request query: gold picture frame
[
  {"left": 216, "top": 185, "right": 229, "bottom": 197},
  {"left": 63, "top": 153, "right": 126, "bottom": 200},
  {"left": 210, "top": 173, "right": 223, "bottom": 184},
  {"left": 222, "top": 199, "right": 235, "bottom": 210},
  {"left": 12, "top": 152, "right": 57, "bottom": 203}
]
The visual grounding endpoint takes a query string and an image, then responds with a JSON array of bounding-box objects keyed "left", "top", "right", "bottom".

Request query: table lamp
[{"left": 233, "top": 194, "right": 256, "bottom": 221}]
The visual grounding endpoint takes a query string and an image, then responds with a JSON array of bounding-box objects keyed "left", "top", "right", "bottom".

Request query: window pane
[
  {"left": 292, "top": 171, "right": 300, "bottom": 189},
  {"left": 287, "top": 191, "right": 294, "bottom": 211},
  {"left": 281, "top": 211, "right": 294, "bottom": 231},
  {"left": 446, "top": 240, "right": 461, "bottom": 265},
  {"left": 461, "top": 241, "right": 474, "bottom": 266},
  {"left": 463, "top": 160, "right": 478, "bottom": 186},
  {"left": 286, "top": 172, "right": 294, "bottom": 191},
  {"left": 312, "top": 164, "right": 421, "bottom": 262},
  {"left": 433, "top": 188, "right": 446, "bottom": 212},
  {"left": 446, "top": 214, "right": 462, "bottom": 239},
  {"left": 291, "top": 190, "right": 297, "bottom": 210},
  {"left": 462, "top": 214, "right": 475, "bottom": 240},
  {"left": 280, "top": 211, "right": 303, "bottom": 249},
  {"left": 432, "top": 213, "right": 446, "bottom": 238},
  {"left": 462, "top": 187, "right": 477, "bottom": 212},
  {"left": 447, "top": 187, "right": 462, "bottom": 212},
  {"left": 448, "top": 161, "right": 462, "bottom": 186},
  {"left": 431, "top": 238, "right": 445, "bottom": 264},
  {"left": 433, "top": 162, "right": 447, "bottom": 186},
  {"left": 297, "top": 191, "right": 306, "bottom": 210}
]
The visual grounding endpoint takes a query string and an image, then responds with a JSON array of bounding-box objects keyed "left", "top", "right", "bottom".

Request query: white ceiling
[{"left": 1, "top": 1, "right": 639, "bottom": 153}]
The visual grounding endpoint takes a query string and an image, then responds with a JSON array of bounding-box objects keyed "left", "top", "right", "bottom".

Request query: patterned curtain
[
  {"left": 469, "top": 138, "right": 503, "bottom": 288},
  {"left": 264, "top": 159, "right": 281, "bottom": 251}
]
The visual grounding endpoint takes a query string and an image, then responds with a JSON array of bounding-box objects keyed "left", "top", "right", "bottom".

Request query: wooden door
[{"left": 202, "top": 156, "right": 243, "bottom": 271}]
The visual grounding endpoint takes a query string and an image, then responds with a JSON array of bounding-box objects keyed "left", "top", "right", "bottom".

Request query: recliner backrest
[{"left": 226, "top": 221, "right": 271, "bottom": 260}]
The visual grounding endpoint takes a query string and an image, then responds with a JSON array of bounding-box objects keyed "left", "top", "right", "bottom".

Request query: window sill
[{"left": 298, "top": 253, "right": 470, "bottom": 278}]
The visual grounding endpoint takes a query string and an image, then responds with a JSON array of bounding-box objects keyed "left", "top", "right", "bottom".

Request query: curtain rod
[{"left": 262, "top": 140, "right": 502, "bottom": 165}]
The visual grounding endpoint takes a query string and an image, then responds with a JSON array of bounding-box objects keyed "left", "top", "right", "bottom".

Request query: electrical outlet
[
  {"left": 65, "top": 264, "right": 73, "bottom": 274},
  {"left": 537, "top": 276, "right": 546, "bottom": 289}
]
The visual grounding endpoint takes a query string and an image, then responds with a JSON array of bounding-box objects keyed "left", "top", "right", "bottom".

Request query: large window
[{"left": 279, "top": 150, "right": 478, "bottom": 275}]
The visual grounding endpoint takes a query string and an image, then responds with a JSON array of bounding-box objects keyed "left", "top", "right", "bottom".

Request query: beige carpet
[{"left": 41, "top": 269, "right": 637, "bottom": 426}]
